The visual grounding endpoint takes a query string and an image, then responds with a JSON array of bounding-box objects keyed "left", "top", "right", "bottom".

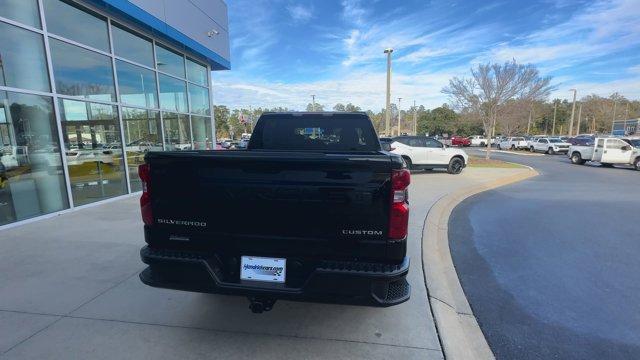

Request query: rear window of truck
[{"left": 249, "top": 113, "right": 381, "bottom": 152}]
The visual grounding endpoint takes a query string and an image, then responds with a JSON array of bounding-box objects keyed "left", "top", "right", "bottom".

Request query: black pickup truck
[{"left": 138, "top": 112, "right": 411, "bottom": 312}]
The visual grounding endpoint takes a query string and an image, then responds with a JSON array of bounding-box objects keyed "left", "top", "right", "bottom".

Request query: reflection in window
[
  {"left": 112, "top": 23, "right": 154, "bottom": 68},
  {"left": 188, "top": 84, "right": 210, "bottom": 115},
  {"left": 59, "top": 99, "right": 126, "bottom": 205},
  {"left": 122, "top": 108, "right": 161, "bottom": 192},
  {"left": 187, "top": 58, "right": 208, "bottom": 86},
  {"left": 0, "top": 22, "right": 51, "bottom": 92},
  {"left": 0, "top": 91, "right": 68, "bottom": 226},
  {"left": 0, "top": 0, "right": 42, "bottom": 28},
  {"left": 191, "top": 116, "right": 213, "bottom": 150},
  {"left": 156, "top": 44, "right": 185, "bottom": 78},
  {"left": 116, "top": 60, "right": 158, "bottom": 108},
  {"left": 159, "top": 75, "right": 187, "bottom": 113},
  {"left": 50, "top": 38, "right": 116, "bottom": 102},
  {"left": 163, "top": 112, "right": 191, "bottom": 151},
  {"left": 43, "top": 0, "right": 109, "bottom": 51}
]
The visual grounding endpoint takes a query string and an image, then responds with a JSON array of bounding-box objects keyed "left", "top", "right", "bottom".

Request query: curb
[{"left": 422, "top": 167, "right": 539, "bottom": 360}]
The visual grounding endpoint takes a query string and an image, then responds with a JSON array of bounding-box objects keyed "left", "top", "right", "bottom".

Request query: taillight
[
  {"left": 139, "top": 163, "right": 153, "bottom": 225},
  {"left": 389, "top": 168, "right": 410, "bottom": 240}
]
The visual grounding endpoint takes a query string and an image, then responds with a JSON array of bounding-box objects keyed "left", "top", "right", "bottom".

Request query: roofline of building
[{"left": 86, "top": 0, "right": 230, "bottom": 70}]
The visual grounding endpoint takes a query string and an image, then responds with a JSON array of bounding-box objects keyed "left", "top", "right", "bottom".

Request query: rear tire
[
  {"left": 548, "top": 148, "right": 555, "bottom": 155},
  {"left": 634, "top": 157, "right": 640, "bottom": 171},
  {"left": 530, "top": 146, "right": 535, "bottom": 152},
  {"left": 511, "top": 145, "right": 516, "bottom": 150},
  {"left": 571, "top": 152, "right": 586, "bottom": 165},
  {"left": 447, "top": 157, "right": 464, "bottom": 175}
]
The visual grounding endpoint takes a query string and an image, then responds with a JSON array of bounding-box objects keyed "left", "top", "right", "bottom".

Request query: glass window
[
  {"left": 0, "top": 91, "right": 68, "bottom": 226},
  {"left": 191, "top": 115, "right": 212, "bottom": 150},
  {"left": 163, "top": 112, "right": 191, "bottom": 151},
  {"left": 50, "top": 38, "right": 116, "bottom": 102},
  {"left": 159, "top": 75, "right": 187, "bottom": 113},
  {"left": 112, "top": 23, "right": 154, "bottom": 68},
  {"left": 0, "top": 0, "right": 41, "bottom": 28},
  {"left": 43, "top": 0, "right": 109, "bottom": 51},
  {"left": 606, "top": 139, "right": 626, "bottom": 150},
  {"left": 122, "top": 108, "right": 161, "bottom": 192},
  {"left": 186, "top": 58, "right": 208, "bottom": 86},
  {"left": 156, "top": 44, "right": 185, "bottom": 78},
  {"left": 188, "top": 84, "right": 210, "bottom": 115},
  {"left": 116, "top": 60, "right": 158, "bottom": 108},
  {"left": 425, "top": 138, "right": 443, "bottom": 148},
  {"left": 59, "top": 99, "right": 126, "bottom": 205},
  {"left": 0, "top": 22, "right": 50, "bottom": 92}
]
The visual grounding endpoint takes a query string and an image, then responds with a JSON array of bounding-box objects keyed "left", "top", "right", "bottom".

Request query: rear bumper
[{"left": 139, "top": 246, "right": 410, "bottom": 307}]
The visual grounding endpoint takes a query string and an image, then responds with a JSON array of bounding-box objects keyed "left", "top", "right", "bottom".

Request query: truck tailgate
[{"left": 146, "top": 151, "right": 397, "bottom": 260}]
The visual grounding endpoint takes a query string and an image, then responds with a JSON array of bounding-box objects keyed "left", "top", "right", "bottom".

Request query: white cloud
[
  {"left": 213, "top": 67, "right": 468, "bottom": 111},
  {"left": 550, "top": 76, "right": 640, "bottom": 101},
  {"left": 286, "top": 4, "right": 313, "bottom": 23}
]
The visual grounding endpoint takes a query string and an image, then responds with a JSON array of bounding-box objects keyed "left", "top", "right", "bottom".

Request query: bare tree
[{"left": 443, "top": 60, "right": 553, "bottom": 158}]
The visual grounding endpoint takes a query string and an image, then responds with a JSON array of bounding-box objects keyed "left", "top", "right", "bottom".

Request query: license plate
[{"left": 240, "top": 256, "right": 286, "bottom": 283}]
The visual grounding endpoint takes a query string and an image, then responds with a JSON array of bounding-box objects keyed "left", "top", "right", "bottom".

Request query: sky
[{"left": 213, "top": 0, "right": 640, "bottom": 111}]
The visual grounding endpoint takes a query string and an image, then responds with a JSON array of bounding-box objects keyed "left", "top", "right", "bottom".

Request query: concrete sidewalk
[{"left": 0, "top": 167, "right": 523, "bottom": 360}]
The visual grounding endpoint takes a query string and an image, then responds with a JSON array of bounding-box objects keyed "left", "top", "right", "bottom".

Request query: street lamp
[
  {"left": 397, "top": 97, "right": 402, "bottom": 136},
  {"left": 311, "top": 94, "right": 316, "bottom": 111},
  {"left": 569, "top": 89, "right": 577, "bottom": 137},
  {"left": 384, "top": 48, "right": 393, "bottom": 136}
]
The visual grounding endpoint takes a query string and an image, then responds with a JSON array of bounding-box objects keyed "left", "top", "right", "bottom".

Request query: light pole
[
  {"left": 311, "top": 94, "right": 316, "bottom": 111},
  {"left": 397, "top": 97, "right": 402, "bottom": 136},
  {"left": 552, "top": 102, "right": 557, "bottom": 136},
  {"left": 413, "top": 100, "right": 417, "bottom": 135},
  {"left": 384, "top": 48, "right": 393, "bottom": 136},
  {"left": 568, "top": 89, "right": 577, "bottom": 136},
  {"left": 576, "top": 103, "right": 582, "bottom": 135}
]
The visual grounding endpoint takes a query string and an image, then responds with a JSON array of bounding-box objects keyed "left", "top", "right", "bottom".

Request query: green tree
[
  {"left": 306, "top": 103, "right": 324, "bottom": 111},
  {"left": 214, "top": 105, "right": 230, "bottom": 139},
  {"left": 333, "top": 103, "right": 346, "bottom": 111}
]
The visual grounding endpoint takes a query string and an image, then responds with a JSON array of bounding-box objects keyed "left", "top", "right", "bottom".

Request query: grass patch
[{"left": 467, "top": 155, "right": 526, "bottom": 168}]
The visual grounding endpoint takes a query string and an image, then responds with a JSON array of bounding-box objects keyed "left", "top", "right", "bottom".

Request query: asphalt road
[{"left": 450, "top": 149, "right": 640, "bottom": 359}]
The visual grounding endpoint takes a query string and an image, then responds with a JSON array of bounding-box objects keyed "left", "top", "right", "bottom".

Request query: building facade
[
  {"left": 0, "top": 0, "right": 229, "bottom": 227},
  {"left": 612, "top": 119, "right": 638, "bottom": 136}
]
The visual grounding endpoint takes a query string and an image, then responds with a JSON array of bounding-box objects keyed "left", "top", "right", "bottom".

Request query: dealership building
[{"left": 0, "top": 0, "right": 229, "bottom": 227}]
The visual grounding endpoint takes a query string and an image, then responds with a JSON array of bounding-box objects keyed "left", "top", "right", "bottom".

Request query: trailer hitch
[{"left": 248, "top": 297, "right": 276, "bottom": 313}]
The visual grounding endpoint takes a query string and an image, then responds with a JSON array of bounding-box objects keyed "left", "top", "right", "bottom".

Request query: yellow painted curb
[{"left": 422, "top": 167, "right": 539, "bottom": 360}]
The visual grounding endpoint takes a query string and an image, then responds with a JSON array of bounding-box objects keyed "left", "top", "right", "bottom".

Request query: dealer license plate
[{"left": 240, "top": 256, "right": 286, "bottom": 283}]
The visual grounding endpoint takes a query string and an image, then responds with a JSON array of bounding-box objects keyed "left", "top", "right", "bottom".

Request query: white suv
[
  {"left": 390, "top": 136, "right": 469, "bottom": 174},
  {"left": 530, "top": 137, "right": 571, "bottom": 154}
]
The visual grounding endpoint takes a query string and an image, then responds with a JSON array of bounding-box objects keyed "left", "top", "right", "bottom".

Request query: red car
[{"left": 451, "top": 135, "right": 471, "bottom": 147}]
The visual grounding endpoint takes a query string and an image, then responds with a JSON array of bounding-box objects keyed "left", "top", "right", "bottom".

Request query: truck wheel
[
  {"left": 497, "top": 144, "right": 502, "bottom": 150},
  {"left": 548, "top": 148, "right": 555, "bottom": 155},
  {"left": 403, "top": 156, "right": 413, "bottom": 170},
  {"left": 511, "top": 145, "right": 516, "bottom": 150},
  {"left": 480, "top": 142, "right": 485, "bottom": 147},
  {"left": 571, "top": 152, "right": 586, "bottom": 165},
  {"left": 447, "top": 157, "right": 464, "bottom": 175},
  {"left": 530, "top": 146, "right": 535, "bottom": 152},
  {"left": 634, "top": 158, "right": 640, "bottom": 171}
]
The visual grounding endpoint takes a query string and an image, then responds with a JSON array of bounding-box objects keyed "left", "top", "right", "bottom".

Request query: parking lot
[{"left": 0, "top": 164, "right": 533, "bottom": 360}]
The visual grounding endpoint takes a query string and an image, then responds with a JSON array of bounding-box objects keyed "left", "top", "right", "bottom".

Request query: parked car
[
  {"left": 527, "top": 135, "right": 548, "bottom": 147},
  {"left": 469, "top": 135, "right": 488, "bottom": 147},
  {"left": 450, "top": 135, "right": 471, "bottom": 147},
  {"left": 236, "top": 139, "right": 250, "bottom": 149},
  {"left": 498, "top": 137, "right": 528, "bottom": 150},
  {"left": 390, "top": 136, "right": 468, "bottom": 174},
  {"left": 379, "top": 137, "right": 394, "bottom": 151},
  {"left": 530, "top": 137, "right": 572, "bottom": 154},
  {"left": 569, "top": 137, "right": 640, "bottom": 170},
  {"left": 138, "top": 112, "right": 411, "bottom": 313},
  {"left": 567, "top": 134, "right": 596, "bottom": 146}
]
